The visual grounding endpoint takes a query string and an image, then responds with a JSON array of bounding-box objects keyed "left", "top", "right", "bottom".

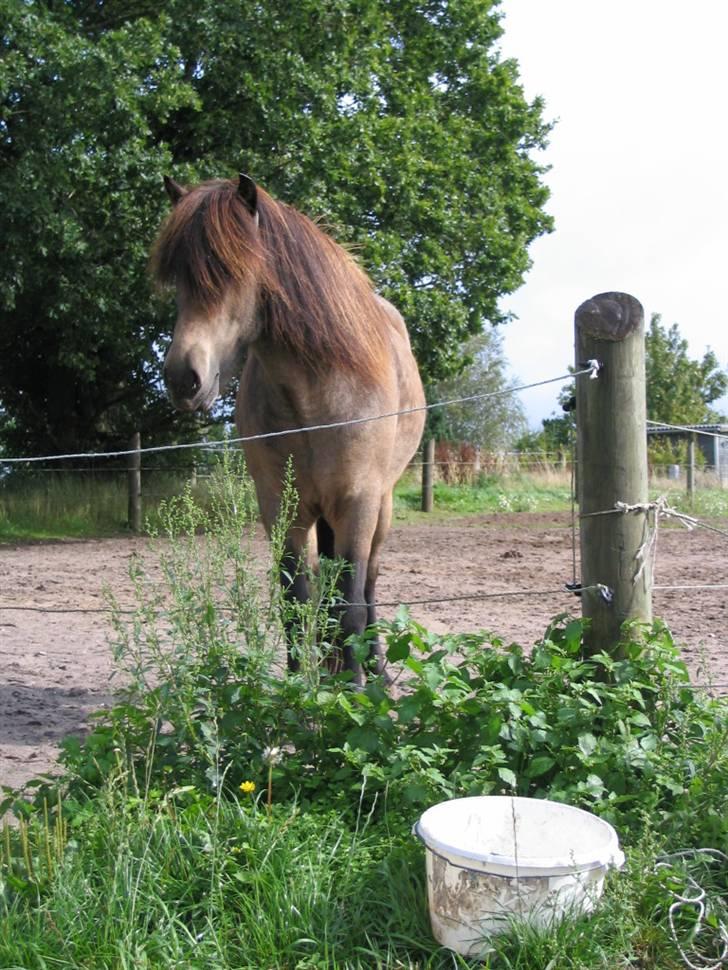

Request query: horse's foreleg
[
  {"left": 333, "top": 500, "right": 385, "bottom": 687},
  {"left": 364, "top": 493, "right": 393, "bottom": 675}
]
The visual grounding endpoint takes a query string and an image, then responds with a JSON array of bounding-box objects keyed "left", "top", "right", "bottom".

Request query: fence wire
[
  {"left": 1, "top": 359, "right": 726, "bottom": 689},
  {"left": 0, "top": 364, "right": 599, "bottom": 465}
]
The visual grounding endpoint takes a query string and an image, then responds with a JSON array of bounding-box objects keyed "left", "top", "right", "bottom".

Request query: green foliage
[
  {"left": 0, "top": 0, "right": 201, "bottom": 455},
  {"left": 8, "top": 467, "right": 718, "bottom": 854},
  {"left": 646, "top": 314, "right": 727, "bottom": 424},
  {"left": 428, "top": 330, "right": 527, "bottom": 447},
  {"left": 1, "top": 0, "right": 553, "bottom": 456},
  {"left": 515, "top": 382, "right": 575, "bottom": 456},
  {"left": 648, "top": 435, "right": 705, "bottom": 470}
]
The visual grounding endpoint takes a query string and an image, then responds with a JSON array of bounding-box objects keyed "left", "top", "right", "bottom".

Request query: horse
[{"left": 151, "top": 174, "right": 425, "bottom": 685}]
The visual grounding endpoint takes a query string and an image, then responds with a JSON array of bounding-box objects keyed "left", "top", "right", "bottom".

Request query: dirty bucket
[{"left": 414, "top": 795, "right": 624, "bottom": 956}]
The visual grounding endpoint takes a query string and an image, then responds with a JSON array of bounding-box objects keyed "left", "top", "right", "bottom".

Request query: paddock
[{"left": 1, "top": 510, "right": 726, "bottom": 792}]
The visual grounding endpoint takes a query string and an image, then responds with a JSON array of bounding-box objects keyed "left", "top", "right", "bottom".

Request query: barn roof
[{"left": 647, "top": 422, "right": 728, "bottom": 435}]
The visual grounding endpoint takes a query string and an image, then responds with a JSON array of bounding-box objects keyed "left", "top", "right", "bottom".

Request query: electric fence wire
[{"left": 0, "top": 363, "right": 600, "bottom": 465}]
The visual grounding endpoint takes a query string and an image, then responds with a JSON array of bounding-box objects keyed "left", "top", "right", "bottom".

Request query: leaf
[
  {"left": 386, "top": 635, "right": 411, "bottom": 663},
  {"left": 402, "top": 783, "right": 430, "bottom": 804},
  {"left": 396, "top": 695, "right": 422, "bottom": 724},
  {"left": 351, "top": 639, "right": 371, "bottom": 664},
  {"left": 497, "top": 767, "right": 517, "bottom": 788},
  {"left": 563, "top": 620, "right": 583, "bottom": 654},
  {"left": 630, "top": 712, "right": 652, "bottom": 727},
  {"left": 578, "top": 733, "right": 597, "bottom": 758},
  {"left": 525, "top": 756, "right": 555, "bottom": 779},
  {"left": 346, "top": 727, "right": 380, "bottom": 754}
]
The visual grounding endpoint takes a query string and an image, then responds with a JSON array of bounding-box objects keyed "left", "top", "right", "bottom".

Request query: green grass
[
  {"left": 650, "top": 476, "right": 728, "bottom": 519},
  {"left": 2, "top": 465, "right": 726, "bottom": 541},
  {"left": 395, "top": 470, "right": 573, "bottom": 519},
  {"left": 2, "top": 786, "right": 721, "bottom": 968},
  {"left": 0, "top": 471, "right": 210, "bottom": 541},
  {"left": 1, "top": 791, "right": 437, "bottom": 969}
]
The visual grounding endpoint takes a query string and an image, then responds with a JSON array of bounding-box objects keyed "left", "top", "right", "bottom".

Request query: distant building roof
[{"left": 647, "top": 423, "right": 728, "bottom": 435}]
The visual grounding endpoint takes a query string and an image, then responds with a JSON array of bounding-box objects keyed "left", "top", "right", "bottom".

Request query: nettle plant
[{"left": 41, "top": 456, "right": 727, "bottom": 848}]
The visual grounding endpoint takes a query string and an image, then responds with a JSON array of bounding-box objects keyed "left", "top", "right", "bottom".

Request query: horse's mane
[{"left": 150, "top": 179, "right": 390, "bottom": 383}]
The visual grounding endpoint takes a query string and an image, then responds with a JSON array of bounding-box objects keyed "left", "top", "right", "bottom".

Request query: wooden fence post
[
  {"left": 687, "top": 433, "right": 696, "bottom": 503},
  {"left": 127, "top": 431, "right": 142, "bottom": 533},
  {"left": 575, "top": 292, "right": 652, "bottom": 655},
  {"left": 421, "top": 438, "right": 435, "bottom": 512}
]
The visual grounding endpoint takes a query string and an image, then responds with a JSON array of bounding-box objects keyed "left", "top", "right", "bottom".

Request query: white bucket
[{"left": 414, "top": 795, "right": 625, "bottom": 956}]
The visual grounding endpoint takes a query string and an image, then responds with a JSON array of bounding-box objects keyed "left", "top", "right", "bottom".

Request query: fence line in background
[{"left": 0, "top": 365, "right": 599, "bottom": 466}]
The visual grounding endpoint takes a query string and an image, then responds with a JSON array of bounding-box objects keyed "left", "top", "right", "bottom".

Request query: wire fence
[
  {"left": 2, "top": 307, "right": 725, "bottom": 969},
  {"left": 1, "top": 356, "right": 726, "bottom": 695},
  {"left": 0, "top": 365, "right": 599, "bottom": 466},
  {"left": 0, "top": 360, "right": 728, "bottom": 672}
]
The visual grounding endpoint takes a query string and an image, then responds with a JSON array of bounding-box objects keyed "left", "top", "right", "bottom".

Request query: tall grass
[
  {"left": 2, "top": 461, "right": 725, "bottom": 542},
  {"left": 0, "top": 470, "right": 210, "bottom": 541}
]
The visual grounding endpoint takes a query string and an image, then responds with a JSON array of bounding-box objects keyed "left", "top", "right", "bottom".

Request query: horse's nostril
[{"left": 188, "top": 370, "right": 201, "bottom": 395}]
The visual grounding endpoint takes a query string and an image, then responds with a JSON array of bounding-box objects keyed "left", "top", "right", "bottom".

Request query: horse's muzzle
[{"left": 164, "top": 354, "right": 218, "bottom": 412}]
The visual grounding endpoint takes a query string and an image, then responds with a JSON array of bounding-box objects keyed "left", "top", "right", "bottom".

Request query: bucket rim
[{"left": 415, "top": 795, "right": 624, "bottom": 875}]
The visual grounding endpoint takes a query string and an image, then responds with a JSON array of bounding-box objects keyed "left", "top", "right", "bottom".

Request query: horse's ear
[
  {"left": 237, "top": 173, "right": 258, "bottom": 216},
  {"left": 163, "top": 176, "right": 187, "bottom": 206}
]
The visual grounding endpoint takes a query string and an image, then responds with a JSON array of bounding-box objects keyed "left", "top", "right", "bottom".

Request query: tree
[
  {"left": 645, "top": 314, "right": 727, "bottom": 424},
  {"left": 0, "top": 0, "right": 199, "bottom": 456},
  {"left": 429, "top": 330, "right": 526, "bottom": 449},
  {"left": 515, "top": 382, "right": 574, "bottom": 456},
  {"left": 517, "top": 314, "right": 728, "bottom": 458},
  {"left": 1, "top": 0, "right": 553, "bottom": 457}
]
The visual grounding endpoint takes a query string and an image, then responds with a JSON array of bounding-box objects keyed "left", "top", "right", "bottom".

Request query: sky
[{"left": 497, "top": 1, "right": 728, "bottom": 428}]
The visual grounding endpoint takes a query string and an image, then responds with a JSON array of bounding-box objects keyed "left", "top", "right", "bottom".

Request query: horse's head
[{"left": 152, "top": 175, "right": 261, "bottom": 412}]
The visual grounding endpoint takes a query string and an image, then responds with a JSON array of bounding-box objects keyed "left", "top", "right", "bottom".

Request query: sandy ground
[{"left": 1, "top": 512, "right": 726, "bottom": 793}]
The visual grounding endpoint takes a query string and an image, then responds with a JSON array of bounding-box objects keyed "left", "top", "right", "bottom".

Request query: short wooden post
[
  {"left": 687, "top": 433, "right": 696, "bottom": 502},
  {"left": 575, "top": 292, "right": 652, "bottom": 656},
  {"left": 421, "top": 438, "right": 435, "bottom": 512},
  {"left": 127, "top": 431, "right": 142, "bottom": 532}
]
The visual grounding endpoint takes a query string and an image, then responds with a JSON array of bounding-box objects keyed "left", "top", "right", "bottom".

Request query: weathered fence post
[
  {"left": 575, "top": 292, "right": 652, "bottom": 655},
  {"left": 421, "top": 438, "right": 435, "bottom": 512},
  {"left": 127, "top": 431, "right": 142, "bottom": 533},
  {"left": 687, "top": 433, "right": 696, "bottom": 502}
]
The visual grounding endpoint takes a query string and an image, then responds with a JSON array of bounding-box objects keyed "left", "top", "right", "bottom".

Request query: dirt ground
[{"left": 1, "top": 512, "right": 726, "bottom": 793}]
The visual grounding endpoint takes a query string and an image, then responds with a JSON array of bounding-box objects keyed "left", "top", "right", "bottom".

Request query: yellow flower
[{"left": 239, "top": 780, "right": 256, "bottom": 794}]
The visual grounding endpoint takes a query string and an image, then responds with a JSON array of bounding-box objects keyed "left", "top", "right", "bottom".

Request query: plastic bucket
[{"left": 414, "top": 795, "right": 625, "bottom": 956}]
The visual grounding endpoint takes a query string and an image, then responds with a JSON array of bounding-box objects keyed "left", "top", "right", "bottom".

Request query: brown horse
[{"left": 151, "top": 174, "right": 425, "bottom": 684}]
